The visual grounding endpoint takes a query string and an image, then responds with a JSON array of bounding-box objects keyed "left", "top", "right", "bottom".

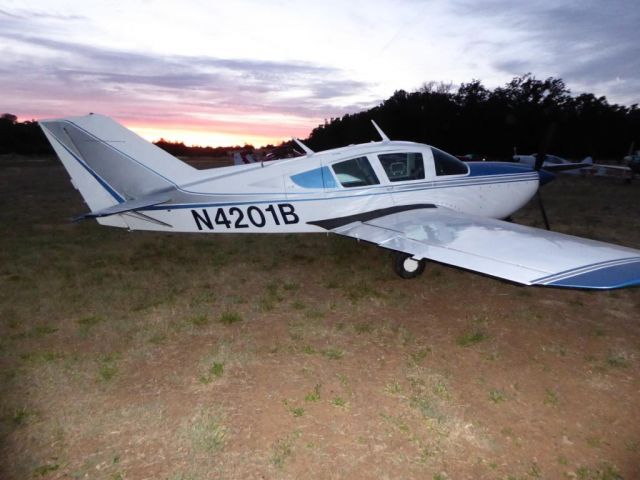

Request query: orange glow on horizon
[
  {"left": 129, "top": 125, "right": 291, "bottom": 148},
  {"left": 126, "top": 114, "right": 317, "bottom": 148}
]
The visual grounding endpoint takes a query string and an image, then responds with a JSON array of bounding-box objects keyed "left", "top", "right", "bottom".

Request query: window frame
[
  {"left": 430, "top": 146, "right": 470, "bottom": 177},
  {"left": 377, "top": 151, "right": 427, "bottom": 184},
  {"left": 330, "top": 155, "right": 382, "bottom": 189}
]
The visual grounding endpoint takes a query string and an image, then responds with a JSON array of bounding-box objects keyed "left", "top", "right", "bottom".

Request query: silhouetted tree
[{"left": 306, "top": 74, "right": 640, "bottom": 160}]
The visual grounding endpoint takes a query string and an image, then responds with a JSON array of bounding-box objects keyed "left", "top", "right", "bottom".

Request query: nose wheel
[{"left": 392, "top": 251, "right": 426, "bottom": 279}]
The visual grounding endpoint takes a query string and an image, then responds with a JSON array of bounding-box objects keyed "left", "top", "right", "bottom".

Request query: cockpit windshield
[{"left": 431, "top": 147, "right": 469, "bottom": 176}]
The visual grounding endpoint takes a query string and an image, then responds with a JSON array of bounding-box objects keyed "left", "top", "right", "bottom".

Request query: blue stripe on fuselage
[
  {"left": 466, "top": 161, "right": 554, "bottom": 186},
  {"left": 467, "top": 162, "right": 533, "bottom": 176}
]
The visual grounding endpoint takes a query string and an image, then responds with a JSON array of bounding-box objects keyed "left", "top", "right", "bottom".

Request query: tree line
[
  {"left": 2, "top": 75, "right": 639, "bottom": 160},
  {"left": 305, "top": 75, "right": 640, "bottom": 160}
]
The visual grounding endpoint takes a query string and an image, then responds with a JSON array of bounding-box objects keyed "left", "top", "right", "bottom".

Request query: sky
[{"left": 1, "top": 0, "right": 638, "bottom": 147}]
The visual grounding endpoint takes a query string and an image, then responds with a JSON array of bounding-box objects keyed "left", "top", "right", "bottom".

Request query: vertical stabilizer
[{"left": 40, "top": 114, "right": 197, "bottom": 219}]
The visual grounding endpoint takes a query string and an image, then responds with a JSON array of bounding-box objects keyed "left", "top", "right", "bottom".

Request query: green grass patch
[
  {"left": 283, "top": 399, "right": 305, "bottom": 417},
  {"left": 189, "top": 314, "right": 209, "bottom": 326},
  {"left": 606, "top": 350, "right": 630, "bottom": 368},
  {"left": 544, "top": 388, "right": 559, "bottom": 406},
  {"left": 291, "top": 300, "right": 306, "bottom": 310},
  {"left": 218, "top": 311, "right": 242, "bottom": 325},
  {"left": 332, "top": 396, "right": 346, "bottom": 407},
  {"left": 77, "top": 314, "right": 102, "bottom": 333},
  {"left": 575, "top": 462, "right": 622, "bottom": 479},
  {"left": 488, "top": 389, "right": 506, "bottom": 403},
  {"left": 410, "top": 347, "right": 431, "bottom": 364},
  {"left": 33, "top": 463, "right": 60, "bottom": 476},
  {"left": 456, "top": 330, "right": 488, "bottom": 347},
  {"left": 321, "top": 347, "right": 344, "bottom": 360},
  {"left": 354, "top": 323, "right": 373, "bottom": 334},
  {"left": 271, "top": 431, "right": 301, "bottom": 468},
  {"left": 11, "top": 407, "right": 32, "bottom": 426},
  {"left": 189, "top": 408, "right": 226, "bottom": 453},
  {"left": 304, "top": 384, "right": 321, "bottom": 402},
  {"left": 99, "top": 355, "right": 119, "bottom": 381}
]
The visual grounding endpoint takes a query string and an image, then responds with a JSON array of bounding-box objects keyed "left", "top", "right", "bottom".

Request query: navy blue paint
[
  {"left": 466, "top": 162, "right": 534, "bottom": 177},
  {"left": 547, "top": 260, "right": 640, "bottom": 289}
]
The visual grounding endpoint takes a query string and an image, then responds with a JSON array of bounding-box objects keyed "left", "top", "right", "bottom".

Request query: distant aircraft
[
  {"left": 233, "top": 145, "right": 303, "bottom": 165},
  {"left": 513, "top": 153, "right": 593, "bottom": 171},
  {"left": 513, "top": 153, "right": 632, "bottom": 180},
  {"left": 232, "top": 151, "right": 256, "bottom": 165},
  {"left": 39, "top": 114, "right": 640, "bottom": 289},
  {"left": 623, "top": 147, "right": 640, "bottom": 175}
]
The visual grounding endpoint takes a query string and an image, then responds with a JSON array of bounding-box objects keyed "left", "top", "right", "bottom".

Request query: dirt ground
[{"left": 1, "top": 159, "right": 639, "bottom": 479}]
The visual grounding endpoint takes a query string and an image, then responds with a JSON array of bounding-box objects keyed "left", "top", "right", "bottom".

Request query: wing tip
[{"left": 536, "top": 258, "right": 640, "bottom": 290}]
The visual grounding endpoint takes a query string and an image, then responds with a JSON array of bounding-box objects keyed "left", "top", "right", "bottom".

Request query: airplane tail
[
  {"left": 582, "top": 156, "right": 593, "bottom": 164},
  {"left": 233, "top": 151, "right": 256, "bottom": 165},
  {"left": 39, "top": 114, "right": 196, "bottom": 223}
]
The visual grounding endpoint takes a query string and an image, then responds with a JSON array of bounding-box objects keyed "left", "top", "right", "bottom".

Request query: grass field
[{"left": 1, "top": 157, "right": 639, "bottom": 479}]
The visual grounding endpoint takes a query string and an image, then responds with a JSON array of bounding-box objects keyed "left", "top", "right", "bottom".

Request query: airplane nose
[{"left": 538, "top": 169, "right": 555, "bottom": 186}]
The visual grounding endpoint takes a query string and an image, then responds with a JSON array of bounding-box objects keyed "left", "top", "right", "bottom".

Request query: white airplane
[
  {"left": 514, "top": 153, "right": 632, "bottom": 180},
  {"left": 513, "top": 153, "right": 593, "bottom": 171},
  {"left": 39, "top": 114, "right": 640, "bottom": 289},
  {"left": 232, "top": 151, "right": 256, "bottom": 165}
]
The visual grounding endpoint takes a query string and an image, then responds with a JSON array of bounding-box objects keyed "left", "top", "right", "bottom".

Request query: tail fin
[
  {"left": 232, "top": 151, "right": 256, "bottom": 165},
  {"left": 582, "top": 156, "right": 593, "bottom": 165},
  {"left": 39, "top": 114, "right": 195, "bottom": 216}
]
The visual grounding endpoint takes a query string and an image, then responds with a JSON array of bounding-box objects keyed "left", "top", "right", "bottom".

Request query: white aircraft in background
[
  {"left": 513, "top": 153, "right": 593, "bottom": 171},
  {"left": 39, "top": 114, "right": 640, "bottom": 289},
  {"left": 514, "top": 153, "right": 632, "bottom": 180},
  {"left": 233, "top": 145, "right": 304, "bottom": 165},
  {"left": 232, "top": 151, "right": 256, "bottom": 165}
]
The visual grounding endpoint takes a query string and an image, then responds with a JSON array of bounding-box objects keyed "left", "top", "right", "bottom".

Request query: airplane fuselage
[{"left": 102, "top": 141, "right": 545, "bottom": 233}]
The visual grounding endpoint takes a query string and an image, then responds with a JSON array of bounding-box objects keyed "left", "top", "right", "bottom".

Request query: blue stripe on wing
[{"left": 540, "top": 258, "right": 640, "bottom": 289}]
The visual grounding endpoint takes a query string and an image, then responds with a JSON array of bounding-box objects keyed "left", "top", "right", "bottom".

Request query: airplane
[
  {"left": 39, "top": 114, "right": 640, "bottom": 290},
  {"left": 233, "top": 144, "right": 304, "bottom": 165},
  {"left": 623, "top": 147, "right": 640, "bottom": 175},
  {"left": 513, "top": 153, "right": 593, "bottom": 171},
  {"left": 514, "top": 153, "right": 632, "bottom": 180},
  {"left": 232, "top": 150, "right": 256, "bottom": 165}
]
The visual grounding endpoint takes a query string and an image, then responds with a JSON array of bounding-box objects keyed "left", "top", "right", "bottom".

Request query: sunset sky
[{"left": 1, "top": 0, "right": 638, "bottom": 147}]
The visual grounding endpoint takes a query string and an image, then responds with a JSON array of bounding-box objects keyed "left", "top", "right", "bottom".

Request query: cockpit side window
[
  {"left": 332, "top": 156, "right": 380, "bottom": 188},
  {"left": 378, "top": 152, "right": 425, "bottom": 182},
  {"left": 432, "top": 147, "right": 469, "bottom": 176}
]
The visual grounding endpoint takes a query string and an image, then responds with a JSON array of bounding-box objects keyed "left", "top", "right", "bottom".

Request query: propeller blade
[{"left": 535, "top": 122, "right": 557, "bottom": 170}]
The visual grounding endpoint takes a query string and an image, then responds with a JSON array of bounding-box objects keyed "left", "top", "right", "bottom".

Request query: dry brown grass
[{"left": 1, "top": 162, "right": 639, "bottom": 479}]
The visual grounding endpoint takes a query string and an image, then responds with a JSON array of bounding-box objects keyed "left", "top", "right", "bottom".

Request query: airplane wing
[
  {"left": 541, "top": 163, "right": 590, "bottom": 172},
  {"left": 312, "top": 206, "right": 640, "bottom": 289}
]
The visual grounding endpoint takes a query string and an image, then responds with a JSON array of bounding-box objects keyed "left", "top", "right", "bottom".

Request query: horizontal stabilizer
[{"left": 76, "top": 194, "right": 171, "bottom": 220}]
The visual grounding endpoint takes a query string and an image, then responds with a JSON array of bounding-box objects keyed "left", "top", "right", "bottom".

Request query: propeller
[{"left": 533, "top": 122, "right": 557, "bottom": 230}]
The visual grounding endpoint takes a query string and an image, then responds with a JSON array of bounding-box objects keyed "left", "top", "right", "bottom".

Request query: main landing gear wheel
[{"left": 392, "top": 252, "right": 426, "bottom": 279}]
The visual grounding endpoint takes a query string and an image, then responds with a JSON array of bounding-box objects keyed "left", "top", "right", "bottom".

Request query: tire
[{"left": 392, "top": 251, "right": 426, "bottom": 279}]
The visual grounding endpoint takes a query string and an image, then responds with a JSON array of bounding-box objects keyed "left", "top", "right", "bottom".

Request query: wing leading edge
[{"left": 320, "top": 207, "right": 640, "bottom": 290}]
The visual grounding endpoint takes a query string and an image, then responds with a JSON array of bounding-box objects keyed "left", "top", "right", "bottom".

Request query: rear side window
[
  {"left": 332, "top": 156, "right": 380, "bottom": 187},
  {"left": 379, "top": 152, "right": 425, "bottom": 182},
  {"left": 432, "top": 147, "right": 469, "bottom": 176}
]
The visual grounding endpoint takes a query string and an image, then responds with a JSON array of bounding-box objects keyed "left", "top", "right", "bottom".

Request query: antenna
[
  {"left": 293, "top": 138, "right": 314, "bottom": 155},
  {"left": 371, "top": 120, "right": 390, "bottom": 142}
]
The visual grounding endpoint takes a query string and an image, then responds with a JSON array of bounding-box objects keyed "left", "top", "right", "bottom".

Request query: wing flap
[{"left": 328, "top": 208, "right": 640, "bottom": 289}]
